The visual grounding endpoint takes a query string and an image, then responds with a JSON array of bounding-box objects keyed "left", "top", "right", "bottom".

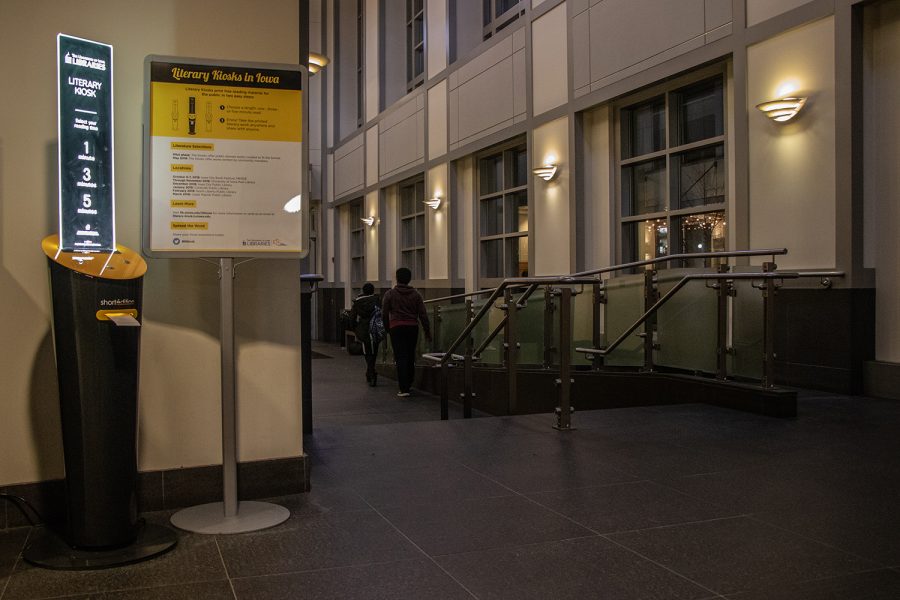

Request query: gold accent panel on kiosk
[
  {"left": 96, "top": 309, "right": 139, "bottom": 321},
  {"left": 42, "top": 234, "right": 148, "bottom": 280}
]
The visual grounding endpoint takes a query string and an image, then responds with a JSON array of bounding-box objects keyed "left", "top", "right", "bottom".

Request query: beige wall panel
[
  {"left": 748, "top": 17, "right": 836, "bottom": 270},
  {"left": 747, "top": 0, "right": 813, "bottom": 27},
  {"left": 385, "top": 186, "right": 399, "bottom": 278},
  {"left": 453, "top": 158, "right": 475, "bottom": 289},
  {"left": 428, "top": 80, "right": 449, "bottom": 158},
  {"left": 0, "top": 0, "right": 302, "bottom": 485},
  {"left": 327, "top": 205, "right": 335, "bottom": 282},
  {"left": 533, "top": 117, "right": 571, "bottom": 275},
  {"left": 866, "top": 2, "right": 900, "bottom": 362},
  {"left": 366, "top": 191, "right": 380, "bottom": 282},
  {"left": 334, "top": 133, "right": 366, "bottom": 198},
  {"left": 427, "top": 164, "right": 450, "bottom": 280},
  {"left": 583, "top": 107, "right": 612, "bottom": 271},
  {"left": 589, "top": 0, "right": 704, "bottom": 83},
  {"left": 379, "top": 104, "right": 425, "bottom": 177},
  {"left": 532, "top": 3, "right": 569, "bottom": 116},
  {"left": 366, "top": 126, "right": 379, "bottom": 187},
  {"left": 427, "top": 0, "right": 448, "bottom": 77},
  {"left": 572, "top": 10, "right": 591, "bottom": 92},
  {"left": 456, "top": 59, "right": 515, "bottom": 142},
  {"left": 706, "top": 0, "right": 732, "bottom": 30}
]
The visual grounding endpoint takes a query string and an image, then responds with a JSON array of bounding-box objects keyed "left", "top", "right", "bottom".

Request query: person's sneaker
[{"left": 397, "top": 391, "right": 410, "bottom": 397}]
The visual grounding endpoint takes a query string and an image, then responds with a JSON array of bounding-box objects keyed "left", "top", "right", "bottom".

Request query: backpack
[{"left": 369, "top": 305, "right": 385, "bottom": 345}]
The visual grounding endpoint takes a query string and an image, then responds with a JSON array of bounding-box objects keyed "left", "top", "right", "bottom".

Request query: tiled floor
[{"left": 3, "top": 343, "right": 900, "bottom": 598}]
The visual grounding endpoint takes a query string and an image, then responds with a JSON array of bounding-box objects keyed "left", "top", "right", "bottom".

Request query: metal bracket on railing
[{"left": 422, "top": 352, "right": 465, "bottom": 363}]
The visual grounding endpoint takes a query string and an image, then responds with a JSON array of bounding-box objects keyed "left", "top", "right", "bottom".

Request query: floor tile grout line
[
  {"left": 743, "top": 512, "right": 893, "bottom": 568},
  {"left": 597, "top": 532, "right": 726, "bottom": 598},
  {"left": 460, "top": 462, "right": 725, "bottom": 598},
  {"left": 360, "top": 497, "right": 481, "bottom": 600},
  {"left": 214, "top": 536, "right": 239, "bottom": 600},
  {"left": 1, "top": 526, "right": 32, "bottom": 600}
]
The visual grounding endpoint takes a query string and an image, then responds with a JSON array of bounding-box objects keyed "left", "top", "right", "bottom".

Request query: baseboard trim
[
  {"left": 1, "top": 455, "right": 309, "bottom": 530},
  {"left": 864, "top": 360, "right": 900, "bottom": 400}
]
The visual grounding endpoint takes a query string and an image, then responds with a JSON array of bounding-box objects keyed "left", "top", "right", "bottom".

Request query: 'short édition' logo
[{"left": 100, "top": 298, "right": 135, "bottom": 307}]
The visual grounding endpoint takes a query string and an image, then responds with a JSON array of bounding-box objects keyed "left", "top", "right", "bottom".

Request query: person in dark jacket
[
  {"left": 381, "top": 267, "right": 431, "bottom": 397},
  {"left": 349, "top": 282, "right": 381, "bottom": 386}
]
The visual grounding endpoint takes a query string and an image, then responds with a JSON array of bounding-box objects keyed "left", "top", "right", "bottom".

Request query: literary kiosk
[{"left": 24, "top": 34, "right": 176, "bottom": 569}]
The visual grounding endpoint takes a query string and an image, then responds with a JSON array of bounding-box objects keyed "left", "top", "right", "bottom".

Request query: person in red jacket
[{"left": 381, "top": 267, "right": 431, "bottom": 397}]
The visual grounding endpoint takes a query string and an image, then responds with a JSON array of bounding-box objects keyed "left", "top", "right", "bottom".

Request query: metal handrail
[
  {"left": 575, "top": 269, "right": 844, "bottom": 357},
  {"left": 423, "top": 248, "right": 788, "bottom": 306}
]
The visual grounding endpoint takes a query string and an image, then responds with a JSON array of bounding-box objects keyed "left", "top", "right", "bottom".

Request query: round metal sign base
[{"left": 170, "top": 501, "right": 290, "bottom": 534}]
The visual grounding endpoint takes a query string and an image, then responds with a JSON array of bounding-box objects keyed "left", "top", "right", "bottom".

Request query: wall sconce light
[
  {"left": 533, "top": 164, "right": 559, "bottom": 181},
  {"left": 360, "top": 216, "right": 375, "bottom": 227},
  {"left": 308, "top": 53, "right": 330, "bottom": 74},
  {"left": 756, "top": 97, "right": 806, "bottom": 122},
  {"left": 423, "top": 196, "right": 442, "bottom": 210}
]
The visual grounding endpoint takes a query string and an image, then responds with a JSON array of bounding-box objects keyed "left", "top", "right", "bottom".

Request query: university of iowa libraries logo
[{"left": 64, "top": 52, "right": 107, "bottom": 71}]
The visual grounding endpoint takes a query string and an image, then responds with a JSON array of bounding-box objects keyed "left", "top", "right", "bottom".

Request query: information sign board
[
  {"left": 58, "top": 34, "right": 114, "bottom": 252},
  {"left": 143, "top": 56, "right": 307, "bottom": 258}
]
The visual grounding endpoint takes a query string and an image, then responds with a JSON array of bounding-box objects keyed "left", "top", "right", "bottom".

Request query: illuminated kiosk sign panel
[
  {"left": 144, "top": 57, "right": 306, "bottom": 257},
  {"left": 58, "top": 34, "right": 114, "bottom": 252}
]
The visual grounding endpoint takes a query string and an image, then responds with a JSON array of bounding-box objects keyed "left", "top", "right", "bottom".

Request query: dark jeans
[
  {"left": 389, "top": 325, "right": 419, "bottom": 393},
  {"left": 364, "top": 349, "right": 377, "bottom": 381}
]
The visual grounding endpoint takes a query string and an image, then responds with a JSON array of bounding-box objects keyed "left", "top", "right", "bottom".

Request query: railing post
[
  {"left": 463, "top": 298, "right": 474, "bottom": 419},
  {"left": 433, "top": 304, "right": 442, "bottom": 352},
  {"left": 543, "top": 285, "right": 555, "bottom": 368},
  {"left": 440, "top": 358, "right": 450, "bottom": 420},
  {"left": 592, "top": 281, "right": 604, "bottom": 370},
  {"left": 555, "top": 287, "right": 574, "bottom": 430},
  {"left": 716, "top": 263, "right": 730, "bottom": 380},
  {"left": 762, "top": 261, "right": 777, "bottom": 388},
  {"left": 642, "top": 269, "right": 658, "bottom": 372},
  {"left": 504, "top": 287, "right": 518, "bottom": 414}
]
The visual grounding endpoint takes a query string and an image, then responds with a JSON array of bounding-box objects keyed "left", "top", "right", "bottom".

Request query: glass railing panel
[
  {"left": 655, "top": 268, "right": 717, "bottom": 374},
  {"left": 603, "top": 273, "right": 645, "bottom": 367},
  {"left": 472, "top": 296, "right": 504, "bottom": 365},
  {"left": 729, "top": 276, "right": 764, "bottom": 380},
  {"left": 516, "top": 291, "right": 546, "bottom": 365},
  {"left": 433, "top": 301, "right": 469, "bottom": 354},
  {"left": 571, "top": 285, "right": 594, "bottom": 367}
]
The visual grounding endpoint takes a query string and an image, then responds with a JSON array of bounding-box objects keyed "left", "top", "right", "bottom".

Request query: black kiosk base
[{"left": 25, "top": 236, "right": 177, "bottom": 570}]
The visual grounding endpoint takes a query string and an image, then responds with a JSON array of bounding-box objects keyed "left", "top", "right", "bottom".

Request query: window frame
[
  {"left": 475, "top": 138, "right": 529, "bottom": 288},
  {"left": 614, "top": 66, "right": 729, "bottom": 270},
  {"left": 398, "top": 175, "right": 427, "bottom": 282},
  {"left": 348, "top": 200, "right": 366, "bottom": 290},
  {"left": 406, "top": 0, "right": 425, "bottom": 92},
  {"left": 482, "top": 0, "right": 525, "bottom": 41}
]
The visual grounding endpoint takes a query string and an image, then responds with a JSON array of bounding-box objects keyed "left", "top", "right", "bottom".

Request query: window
[
  {"left": 618, "top": 74, "right": 726, "bottom": 269},
  {"left": 399, "top": 177, "right": 426, "bottom": 280},
  {"left": 477, "top": 141, "right": 528, "bottom": 283},
  {"left": 349, "top": 201, "right": 366, "bottom": 287},
  {"left": 407, "top": 0, "right": 424, "bottom": 91},
  {"left": 483, "top": 0, "right": 524, "bottom": 40}
]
